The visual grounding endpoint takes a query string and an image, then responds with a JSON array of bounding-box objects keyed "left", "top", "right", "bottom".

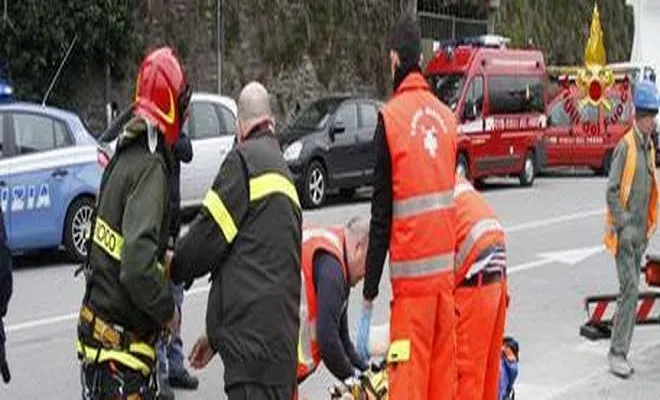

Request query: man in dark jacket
[
  {"left": 0, "top": 206, "right": 12, "bottom": 384},
  {"left": 76, "top": 47, "right": 187, "bottom": 399},
  {"left": 171, "top": 81, "right": 302, "bottom": 400},
  {"left": 157, "top": 131, "right": 198, "bottom": 400}
]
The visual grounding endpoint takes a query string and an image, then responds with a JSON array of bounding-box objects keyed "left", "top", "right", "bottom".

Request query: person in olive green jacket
[
  {"left": 76, "top": 47, "right": 191, "bottom": 399},
  {"left": 605, "top": 80, "right": 659, "bottom": 379}
]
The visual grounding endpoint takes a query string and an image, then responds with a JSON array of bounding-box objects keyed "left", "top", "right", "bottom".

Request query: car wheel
[
  {"left": 597, "top": 150, "right": 613, "bottom": 177},
  {"left": 303, "top": 161, "right": 327, "bottom": 208},
  {"left": 64, "top": 197, "right": 95, "bottom": 262},
  {"left": 456, "top": 153, "right": 469, "bottom": 179},
  {"left": 519, "top": 151, "right": 536, "bottom": 187}
]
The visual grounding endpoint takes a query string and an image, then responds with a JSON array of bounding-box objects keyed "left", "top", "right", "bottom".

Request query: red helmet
[{"left": 133, "top": 47, "right": 191, "bottom": 145}]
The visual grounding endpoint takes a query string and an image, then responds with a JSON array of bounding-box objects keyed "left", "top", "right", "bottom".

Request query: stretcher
[
  {"left": 327, "top": 325, "right": 519, "bottom": 400},
  {"left": 329, "top": 324, "right": 389, "bottom": 399},
  {"left": 329, "top": 359, "right": 388, "bottom": 400},
  {"left": 580, "top": 254, "right": 660, "bottom": 340}
]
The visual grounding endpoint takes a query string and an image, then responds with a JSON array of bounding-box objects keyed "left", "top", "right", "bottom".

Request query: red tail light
[{"left": 97, "top": 149, "right": 110, "bottom": 169}]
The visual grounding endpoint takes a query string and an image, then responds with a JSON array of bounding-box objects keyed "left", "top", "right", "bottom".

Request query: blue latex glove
[{"left": 355, "top": 300, "right": 373, "bottom": 363}]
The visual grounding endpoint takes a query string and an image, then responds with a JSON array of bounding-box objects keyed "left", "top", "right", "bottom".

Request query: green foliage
[
  {"left": 0, "top": 0, "right": 135, "bottom": 106},
  {"left": 498, "top": 0, "right": 634, "bottom": 65}
]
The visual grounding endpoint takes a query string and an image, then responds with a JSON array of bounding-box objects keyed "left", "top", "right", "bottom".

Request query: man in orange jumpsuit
[
  {"left": 355, "top": 11, "right": 458, "bottom": 400},
  {"left": 454, "top": 177, "right": 508, "bottom": 400},
  {"left": 296, "top": 217, "right": 370, "bottom": 397}
]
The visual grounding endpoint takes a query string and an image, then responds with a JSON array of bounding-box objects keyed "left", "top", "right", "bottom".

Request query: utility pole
[{"left": 217, "top": 0, "right": 224, "bottom": 94}]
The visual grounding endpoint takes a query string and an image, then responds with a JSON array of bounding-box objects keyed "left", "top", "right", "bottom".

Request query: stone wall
[
  {"left": 82, "top": 0, "right": 403, "bottom": 133},
  {"left": 75, "top": 0, "right": 633, "bottom": 134}
]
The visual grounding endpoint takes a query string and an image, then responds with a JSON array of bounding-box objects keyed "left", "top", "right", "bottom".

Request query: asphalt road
[{"left": 4, "top": 171, "right": 660, "bottom": 399}]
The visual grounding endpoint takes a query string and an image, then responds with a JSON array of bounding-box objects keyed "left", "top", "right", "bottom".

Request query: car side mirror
[
  {"left": 333, "top": 118, "right": 346, "bottom": 134},
  {"left": 463, "top": 101, "right": 477, "bottom": 122}
]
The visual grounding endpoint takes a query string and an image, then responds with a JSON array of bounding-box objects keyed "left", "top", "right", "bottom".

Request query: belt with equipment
[
  {"left": 459, "top": 269, "right": 504, "bottom": 287},
  {"left": 76, "top": 304, "right": 157, "bottom": 377}
]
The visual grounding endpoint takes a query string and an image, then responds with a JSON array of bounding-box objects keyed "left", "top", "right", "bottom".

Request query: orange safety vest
[
  {"left": 297, "top": 226, "right": 348, "bottom": 379},
  {"left": 454, "top": 178, "right": 505, "bottom": 283},
  {"left": 604, "top": 129, "right": 658, "bottom": 254},
  {"left": 381, "top": 72, "right": 458, "bottom": 294}
]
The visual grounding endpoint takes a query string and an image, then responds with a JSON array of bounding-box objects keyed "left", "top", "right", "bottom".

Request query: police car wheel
[
  {"left": 64, "top": 197, "right": 95, "bottom": 262},
  {"left": 303, "top": 160, "right": 327, "bottom": 209},
  {"left": 519, "top": 152, "right": 535, "bottom": 187}
]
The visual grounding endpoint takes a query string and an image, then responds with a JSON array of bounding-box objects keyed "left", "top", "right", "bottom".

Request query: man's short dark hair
[{"left": 389, "top": 12, "right": 422, "bottom": 66}]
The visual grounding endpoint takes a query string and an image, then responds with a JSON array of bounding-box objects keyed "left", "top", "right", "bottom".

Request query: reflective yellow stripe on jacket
[
  {"left": 249, "top": 172, "right": 301, "bottom": 209},
  {"left": 92, "top": 217, "right": 163, "bottom": 273},
  {"left": 203, "top": 172, "right": 300, "bottom": 243},
  {"left": 76, "top": 340, "right": 155, "bottom": 377},
  {"left": 93, "top": 218, "right": 124, "bottom": 261}
]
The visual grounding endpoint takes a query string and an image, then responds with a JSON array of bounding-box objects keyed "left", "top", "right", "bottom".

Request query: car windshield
[
  {"left": 428, "top": 73, "right": 466, "bottom": 111},
  {"left": 292, "top": 99, "right": 342, "bottom": 130},
  {"left": 74, "top": 116, "right": 100, "bottom": 145}
]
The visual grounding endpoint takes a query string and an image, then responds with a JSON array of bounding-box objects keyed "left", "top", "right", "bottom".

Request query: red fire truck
[
  {"left": 425, "top": 36, "right": 547, "bottom": 187},
  {"left": 544, "top": 65, "right": 636, "bottom": 175}
]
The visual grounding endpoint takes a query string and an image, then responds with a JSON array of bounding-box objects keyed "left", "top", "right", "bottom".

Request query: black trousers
[{"left": 226, "top": 382, "right": 294, "bottom": 400}]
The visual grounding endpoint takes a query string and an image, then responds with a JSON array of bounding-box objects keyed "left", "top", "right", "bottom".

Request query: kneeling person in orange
[
  {"left": 356, "top": 12, "right": 459, "bottom": 400},
  {"left": 297, "top": 217, "right": 370, "bottom": 387},
  {"left": 454, "top": 178, "right": 508, "bottom": 400}
]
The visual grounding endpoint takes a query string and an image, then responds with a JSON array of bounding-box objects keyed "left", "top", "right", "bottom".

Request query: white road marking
[
  {"left": 6, "top": 284, "right": 211, "bottom": 334},
  {"left": 508, "top": 245, "right": 605, "bottom": 275},
  {"left": 5, "top": 208, "right": 606, "bottom": 333},
  {"left": 504, "top": 209, "right": 604, "bottom": 233},
  {"left": 6, "top": 313, "right": 78, "bottom": 333},
  {"left": 508, "top": 258, "right": 555, "bottom": 275}
]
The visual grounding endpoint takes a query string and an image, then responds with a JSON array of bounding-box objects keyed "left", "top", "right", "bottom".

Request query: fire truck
[
  {"left": 545, "top": 63, "right": 657, "bottom": 174},
  {"left": 425, "top": 35, "right": 547, "bottom": 187}
]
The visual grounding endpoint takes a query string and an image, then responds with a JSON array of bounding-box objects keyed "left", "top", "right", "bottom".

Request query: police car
[{"left": 0, "top": 102, "right": 106, "bottom": 261}]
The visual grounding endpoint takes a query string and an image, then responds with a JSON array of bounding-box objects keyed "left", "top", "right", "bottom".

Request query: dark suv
[{"left": 278, "top": 96, "right": 382, "bottom": 208}]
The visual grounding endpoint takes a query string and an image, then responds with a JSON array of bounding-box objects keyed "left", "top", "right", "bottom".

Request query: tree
[{"left": 0, "top": 0, "right": 136, "bottom": 107}]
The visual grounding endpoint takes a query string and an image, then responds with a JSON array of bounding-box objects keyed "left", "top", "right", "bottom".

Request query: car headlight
[{"left": 283, "top": 140, "right": 303, "bottom": 161}]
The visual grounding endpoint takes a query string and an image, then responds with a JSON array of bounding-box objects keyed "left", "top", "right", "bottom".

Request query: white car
[
  {"left": 179, "top": 93, "right": 237, "bottom": 209},
  {"left": 107, "top": 92, "right": 237, "bottom": 209}
]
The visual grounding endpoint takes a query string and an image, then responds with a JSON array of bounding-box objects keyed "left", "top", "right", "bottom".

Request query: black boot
[{"left": 168, "top": 369, "right": 199, "bottom": 390}]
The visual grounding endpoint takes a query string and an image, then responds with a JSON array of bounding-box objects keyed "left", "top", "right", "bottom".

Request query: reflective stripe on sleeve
[
  {"left": 249, "top": 172, "right": 301, "bottom": 209},
  {"left": 93, "top": 218, "right": 124, "bottom": 261},
  {"left": 455, "top": 218, "right": 504, "bottom": 269},
  {"left": 203, "top": 190, "right": 238, "bottom": 243}
]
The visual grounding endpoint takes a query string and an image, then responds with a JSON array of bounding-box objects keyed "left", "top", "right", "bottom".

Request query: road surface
[{"left": 4, "top": 172, "right": 660, "bottom": 399}]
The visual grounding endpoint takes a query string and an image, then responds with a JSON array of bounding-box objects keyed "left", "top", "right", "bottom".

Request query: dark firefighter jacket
[
  {"left": 172, "top": 128, "right": 302, "bottom": 387},
  {"left": 0, "top": 206, "right": 11, "bottom": 383},
  {"left": 85, "top": 129, "right": 175, "bottom": 336}
]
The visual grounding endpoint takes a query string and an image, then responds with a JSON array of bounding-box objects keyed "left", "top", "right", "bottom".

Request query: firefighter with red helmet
[{"left": 76, "top": 46, "right": 191, "bottom": 399}]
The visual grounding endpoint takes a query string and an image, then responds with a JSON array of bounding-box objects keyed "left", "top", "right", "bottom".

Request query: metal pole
[
  {"left": 42, "top": 34, "right": 79, "bottom": 106},
  {"left": 217, "top": 0, "right": 223, "bottom": 94}
]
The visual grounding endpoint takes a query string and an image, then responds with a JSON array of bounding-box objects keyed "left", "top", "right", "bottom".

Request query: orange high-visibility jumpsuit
[
  {"left": 381, "top": 71, "right": 458, "bottom": 400},
  {"left": 297, "top": 226, "right": 348, "bottom": 381},
  {"left": 454, "top": 178, "right": 508, "bottom": 400}
]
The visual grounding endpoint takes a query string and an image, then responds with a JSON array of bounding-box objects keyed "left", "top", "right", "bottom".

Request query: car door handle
[{"left": 52, "top": 168, "right": 69, "bottom": 178}]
